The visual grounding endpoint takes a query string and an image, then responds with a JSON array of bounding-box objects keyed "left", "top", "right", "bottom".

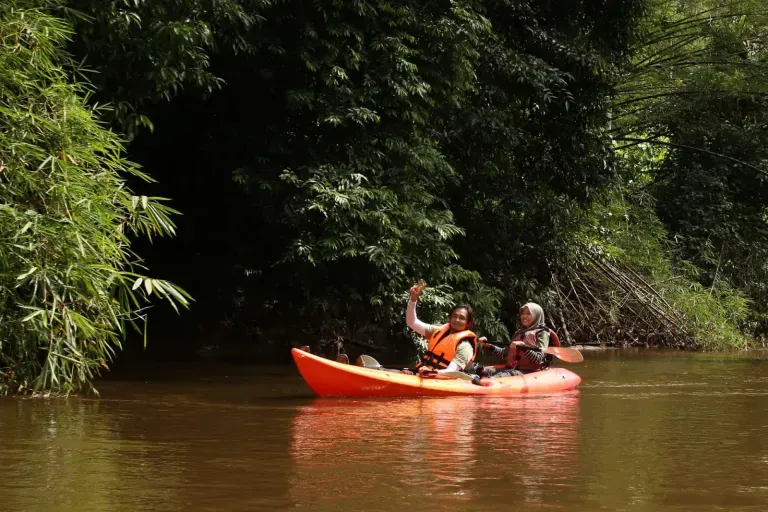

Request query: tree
[
  {"left": 0, "top": 1, "right": 189, "bottom": 394},
  {"left": 441, "top": 0, "right": 646, "bottom": 310},
  {"left": 116, "top": 0, "right": 648, "bottom": 354},
  {"left": 49, "top": 0, "right": 258, "bottom": 138},
  {"left": 613, "top": 0, "right": 768, "bottom": 336}
]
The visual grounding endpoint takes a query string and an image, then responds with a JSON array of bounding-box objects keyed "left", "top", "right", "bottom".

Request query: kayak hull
[{"left": 291, "top": 348, "right": 581, "bottom": 397}]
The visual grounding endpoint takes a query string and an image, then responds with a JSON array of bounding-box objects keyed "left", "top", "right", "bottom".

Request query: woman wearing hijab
[{"left": 473, "top": 303, "right": 551, "bottom": 381}]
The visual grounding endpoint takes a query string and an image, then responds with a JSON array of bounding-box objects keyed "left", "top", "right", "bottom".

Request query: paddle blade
[
  {"left": 513, "top": 341, "right": 584, "bottom": 363},
  {"left": 543, "top": 346, "right": 584, "bottom": 363},
  {"left": 356, "top": 354, "right": 382, "bottom": 368}
]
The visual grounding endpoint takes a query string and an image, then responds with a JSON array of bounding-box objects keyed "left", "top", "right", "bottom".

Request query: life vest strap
[
  {"left": 417, "top": 327, "right": 477, "bottom": 370},
  {"left": 418, "top": 350, "right": 452, "bottom": 369}
]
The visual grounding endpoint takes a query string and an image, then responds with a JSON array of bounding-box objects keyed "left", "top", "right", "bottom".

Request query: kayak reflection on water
[{"left": 289, "top": 393, "right": 580, "bottom": 509}]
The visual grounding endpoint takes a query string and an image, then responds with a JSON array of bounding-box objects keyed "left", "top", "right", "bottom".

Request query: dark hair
[{"left": 450, "top": 304, "right": 475, "bottom": 327}]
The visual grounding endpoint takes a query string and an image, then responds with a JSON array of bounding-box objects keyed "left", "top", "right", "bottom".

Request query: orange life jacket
[
  {"left": 416, "top": 324, "right": 478, "bottom": 370},
  {"left": 508, "top": 328, "right": 560, "bottom": 371}
]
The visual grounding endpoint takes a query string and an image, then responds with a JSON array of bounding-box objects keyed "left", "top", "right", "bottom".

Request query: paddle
[
  {"left": 356, "top": 354, "right": 385, "bottom": 368},
  {"left": 509, "top": 341, "right": 584, "bottom": 363},
  {"left": 435, "top": 371, "right": 475, "bottom": 381},
  {"left": 355, "top": 354, "right": 475, "bottom": 381}
]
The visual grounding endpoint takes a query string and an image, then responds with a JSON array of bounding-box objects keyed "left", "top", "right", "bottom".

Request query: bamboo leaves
[{"left": 0, "top": 2, "right": 190, "bottom": 395}]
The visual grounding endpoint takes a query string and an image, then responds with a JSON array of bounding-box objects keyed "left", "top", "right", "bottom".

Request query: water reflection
[
  {"left": 0, "top": 399, "right": 184, "bottom": 512},
  {"left": 7, "top": 352, "right": 765, "bottom": 511},
  {"left": 289, "top": 393, "right": 580, "bottom": 511},
  {"left": 0, "top": 388, "right": 300, "bottom": 512}
]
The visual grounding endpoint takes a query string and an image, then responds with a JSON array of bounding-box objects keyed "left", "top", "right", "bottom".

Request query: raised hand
[{"left": 409, "top": 279, "right": 427, "bottom": 302}]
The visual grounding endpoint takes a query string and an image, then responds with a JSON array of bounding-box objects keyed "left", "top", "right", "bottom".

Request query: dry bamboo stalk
[
  {"left": 568, "top": 276, "right": 591, "bottom": 319},
  {"left": 551, "top": 251, "right": 703, "bottom": 347},
  {"left": 626, "top": 265, "right": 674, "bottom": 309},
  {"left": 578, "top": 261, "right": 687, "bottom": 344},
  {"left": 591, "top": 256, "right": 687, "bottom": 332}
]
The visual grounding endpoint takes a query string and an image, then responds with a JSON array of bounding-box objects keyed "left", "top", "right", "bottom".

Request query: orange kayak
[{"left": 291, "top": 348, "right": 581, "bottom": 397}]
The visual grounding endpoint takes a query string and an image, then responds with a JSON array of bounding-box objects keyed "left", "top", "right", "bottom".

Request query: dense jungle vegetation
[{"left": 2, "top": 0, "right": 768, "bottom": 393}]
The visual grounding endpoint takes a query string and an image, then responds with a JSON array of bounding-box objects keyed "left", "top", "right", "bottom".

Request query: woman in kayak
[
  {"left": 474, "top": 302, "right": 550, "bottom": 382},
  {"left": 405, "top": 281, "right": 478, "bottom": 374}
]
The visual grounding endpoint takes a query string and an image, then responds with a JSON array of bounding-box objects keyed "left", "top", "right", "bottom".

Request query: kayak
[{"left": 291, "top": 348, "right": 581, "bottom": 397}]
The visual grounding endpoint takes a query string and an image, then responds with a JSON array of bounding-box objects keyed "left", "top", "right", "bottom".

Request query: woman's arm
[
  {"left": 406, "top": 299, "right": 435, "bottom": 338},
  {"left": 479, "top": 337, "right": 508, "bottom": 360},
  {"left": 518, "top": 330, "right": 551, "bottom": 363}
]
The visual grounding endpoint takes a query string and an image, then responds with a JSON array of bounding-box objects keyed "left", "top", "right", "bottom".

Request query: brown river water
[{"left": 1, "top": 349, "right": 767, "bottom": 511}]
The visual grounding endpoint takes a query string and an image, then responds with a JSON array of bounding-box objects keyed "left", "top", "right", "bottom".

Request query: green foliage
[
  {"left": 570, "top": 142, "right": 750, "bottom": 350},
  {"left": 0, "top": 2, "right": 189, "bottom": 394},
  {"left": 183, "top": 0, "right": 647, "bottom": 353},
  {"left": 49, "top": 0, "right": 259, "bottom": 138},
  {"left": 443, "top": 0, "right": 646, "bottom": 307},
  {"left": 612, "top": 0, "right": 768, "bottom": 338},
  {"left": 40, "top": 0, "right": 764, "bottom": 358},
  {"left": 238, "top": 0, "right": 510, "bottom": 347}
]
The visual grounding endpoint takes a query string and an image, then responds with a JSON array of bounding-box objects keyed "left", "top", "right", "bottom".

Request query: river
[{"left": 1, "top": 349, "right": 767, "bottom": 511}]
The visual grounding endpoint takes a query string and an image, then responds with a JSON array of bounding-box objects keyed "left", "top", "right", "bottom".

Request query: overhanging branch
[{"left": 614, "top": 137, "right": 768, "bottom": 175}]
